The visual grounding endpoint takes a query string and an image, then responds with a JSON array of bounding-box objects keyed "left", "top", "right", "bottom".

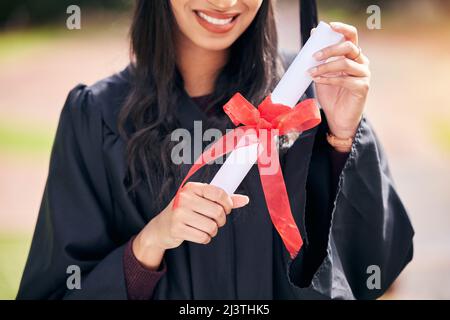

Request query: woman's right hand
[{"left": 132, "top": 182, "right": 250, "bottom": 270}]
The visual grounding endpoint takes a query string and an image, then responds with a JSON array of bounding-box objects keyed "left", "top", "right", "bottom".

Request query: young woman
[{"left": 18, "top": 0, "right": 414, "bottom": 300}]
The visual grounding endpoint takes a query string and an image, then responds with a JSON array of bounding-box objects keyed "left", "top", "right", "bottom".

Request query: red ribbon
[{"left": 173, "top": 93, "right": 321, "bottom": 258}]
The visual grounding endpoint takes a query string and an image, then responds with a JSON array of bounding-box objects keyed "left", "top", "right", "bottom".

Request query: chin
[
  {"left": 199, "top": 41, "right": 234, "bottom": 51},
  {"left": 194, "top": 37, "right": 237, "bottom": 51}
]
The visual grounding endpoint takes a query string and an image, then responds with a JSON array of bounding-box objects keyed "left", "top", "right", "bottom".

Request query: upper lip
[{"left": 194, "top": 10, "right": 240, "bottom": 20}]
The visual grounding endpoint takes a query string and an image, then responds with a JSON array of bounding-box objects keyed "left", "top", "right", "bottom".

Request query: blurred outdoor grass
[
  {"left": 0, "top": 119, "right": 50, "bottom": 300},
  {"left": 0, "top": 233, "right": 32, "bottom": 299},
  {"left": 0, "top": 27, "right": 64, "bottom": 60},
  {"left": 0, "top": 120, "right": 54, "bottom": 156}
]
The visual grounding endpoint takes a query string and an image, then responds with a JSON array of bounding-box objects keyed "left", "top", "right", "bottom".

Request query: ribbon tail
[{"left": 257, "top": 133, "right": 303, "bottom": 258}]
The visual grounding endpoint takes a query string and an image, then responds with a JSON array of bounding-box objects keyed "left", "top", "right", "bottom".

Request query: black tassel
[
  {"left": 300, "top": 0, "right": 318, "bottom": 45},
  {"left": 299, "top": 0, "right": 319, "bottom": 99}
]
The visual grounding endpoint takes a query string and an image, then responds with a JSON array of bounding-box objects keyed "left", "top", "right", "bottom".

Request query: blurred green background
[{"left": 0, "top": 0, "right": 449, "bottom": 299}]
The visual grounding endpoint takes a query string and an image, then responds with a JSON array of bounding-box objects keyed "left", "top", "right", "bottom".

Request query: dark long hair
[{"left": 118, "top": 0, "right": 282, "bottom": 206}]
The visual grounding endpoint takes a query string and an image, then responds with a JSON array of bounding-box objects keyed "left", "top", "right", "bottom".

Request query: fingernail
[
  {"left": 309, "top": 67, "right": 317, "bottom": 75},
  {"left": 313, "top": 51, "right": 323, "bottom": 60}
]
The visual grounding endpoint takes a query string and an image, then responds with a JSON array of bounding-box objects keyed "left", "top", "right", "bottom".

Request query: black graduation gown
[{"left": 16, "top": 63, "right": 414, "bottom": 300}]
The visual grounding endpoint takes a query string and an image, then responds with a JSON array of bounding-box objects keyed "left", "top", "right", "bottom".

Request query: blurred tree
[{"left": 0, "top": 0, "right": 132, "bottom": 28}]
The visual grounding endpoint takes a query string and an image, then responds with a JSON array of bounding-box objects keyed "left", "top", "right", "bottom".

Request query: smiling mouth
[
  {"left": 196, "top": 11, "right": 236, "bottom": 25},
  {"left": 193, "top": 10, "right": 239, "bottom": 33}
]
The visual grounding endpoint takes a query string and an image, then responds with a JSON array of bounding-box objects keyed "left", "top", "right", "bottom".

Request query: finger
[
  {"left": 187, "top": 194, "right": 227, "bottom": 227},
  {"left": 310, "top": 27, "right": 316, "bottom": 35},
  {"left": 198, "top": 184, "right": 234, "bottom": 214},
  {"left": 309, "top": 58, "right": 368, "bottom": 78},
  {"left": 314, "top": 41, "right": 360, "bottom": 62},
  {"left": 359, "top": 53, "right": 370, "bottom": 66},
  {"left": 183, "top": 182, "right": 205, "bottom": 194},
  {"left": 313, "top": 76, "right": 370, "bottom": 94},
  {"left": 329, "top": 22, "right": 358, "bottom": 45},
  {"left": 231, "top": 194, "right": 250, "bottom": 209},
  {"left": 183, "top": 210, "right": 219, "bottom": 238},
  {"left": 183, "top": 182, "right": 232, "bottom": 214},
  {"left": 179, "top": 224, "right": 212, "bottom": 245}
]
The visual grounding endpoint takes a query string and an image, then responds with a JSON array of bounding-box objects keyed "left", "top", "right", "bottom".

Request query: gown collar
[{"left": 174, "top": 79, "right": 209, "bottom": 131}]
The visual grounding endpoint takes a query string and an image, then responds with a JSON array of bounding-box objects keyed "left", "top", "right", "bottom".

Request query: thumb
[{"left": 231, "top": 194, "right": 250, "bottom": 209}]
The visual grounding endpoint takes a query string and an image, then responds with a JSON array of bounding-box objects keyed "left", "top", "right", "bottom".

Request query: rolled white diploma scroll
[{"left": 210, "top": 22, "right": 344, "bottom": 195}]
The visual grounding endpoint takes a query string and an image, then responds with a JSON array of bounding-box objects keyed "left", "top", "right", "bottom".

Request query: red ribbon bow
[{"left": 173, "top": 93, "right": 321, "bottom": 258}]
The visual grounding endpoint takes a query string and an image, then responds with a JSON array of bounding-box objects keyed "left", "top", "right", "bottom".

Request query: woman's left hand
[{"left": 309, "top": 22, "right": 371, "bottom": 141}]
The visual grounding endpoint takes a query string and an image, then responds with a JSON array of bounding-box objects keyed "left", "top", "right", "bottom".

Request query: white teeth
[{"left": 197, "top": 11, "right": 233, "bottom": 26}]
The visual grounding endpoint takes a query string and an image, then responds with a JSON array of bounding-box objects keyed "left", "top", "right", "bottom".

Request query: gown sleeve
[
  {"left": 289, "top": 115, "right": 414, "bottom": 300},
  {"left": 123, "top": 237, "right": 167, "bottom": 300},
  {"left": 17, "top": 85, "right": 129, "bottom": 299}
]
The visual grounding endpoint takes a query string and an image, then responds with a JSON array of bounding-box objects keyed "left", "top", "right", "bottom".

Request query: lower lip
[{"left": 194, "top": 11, "right": 238, "bottom": 34}]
